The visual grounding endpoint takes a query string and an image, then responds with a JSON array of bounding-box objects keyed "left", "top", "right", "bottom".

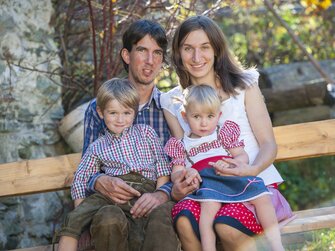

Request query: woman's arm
[
  {"left": 214, "top": 85, "right": 277, "bottom": 177},
  {"left": 163, "top": 110, "right": 184, "bottom": 139},
  {"left": 245, "top": 84, "right": 277, "bottom": 175}
]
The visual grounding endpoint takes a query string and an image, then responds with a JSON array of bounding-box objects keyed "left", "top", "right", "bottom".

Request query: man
[{"left": 73, "top": 19, "right": 198, "bottom": 251}]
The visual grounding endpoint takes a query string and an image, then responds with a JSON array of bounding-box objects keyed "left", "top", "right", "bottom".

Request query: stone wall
[{"left": 0, "top": 1, "right": 71, "bottom": 249}]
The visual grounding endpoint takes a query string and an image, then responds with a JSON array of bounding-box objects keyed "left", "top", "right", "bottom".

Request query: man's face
[{"left": 121, "top": 34, "right": 164, "bottom": 87}]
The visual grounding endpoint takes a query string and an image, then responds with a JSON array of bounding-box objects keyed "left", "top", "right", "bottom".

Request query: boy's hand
[{"left": 95, "top": 175, "right": 141, "bottom": 204}]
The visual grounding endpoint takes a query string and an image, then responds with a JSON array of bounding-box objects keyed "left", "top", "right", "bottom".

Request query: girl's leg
[
  {"left": 57, "top": 236, "right": 78, "bottom": 251},
  {"left": 200, "top": 202, "right": 221, "bottom": 251},
  {"left": 175, "top": 216, "right": 202, "bottom": 251},
  {"left": 252, "top": 195, "right": 284, "bottom": 251}
]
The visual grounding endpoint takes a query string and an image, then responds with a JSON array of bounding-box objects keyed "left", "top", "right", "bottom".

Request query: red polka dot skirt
[{"left": 172, "top": 199, "right": 263, "bottom": 236}]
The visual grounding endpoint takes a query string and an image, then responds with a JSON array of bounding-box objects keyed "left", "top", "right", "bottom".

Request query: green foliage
[
  {"left": 284, "top": 228, "right": 335, "bottom": 250},
  {"left": 217, "top": 1, "right": 335, "bottom": 67},
  {"left": 277, "top": 155, "right": 335, "bottom": 211}
]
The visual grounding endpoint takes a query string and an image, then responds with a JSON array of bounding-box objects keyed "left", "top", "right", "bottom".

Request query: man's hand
[
  {"left": 171, "top": 169, "right": 200, "bottom": 201},
  {"left": 95, "top": 175, "right": 141, "bottom": 204},
  {"left": 130, "top": 191, "right": 168, "bottom": 218}
]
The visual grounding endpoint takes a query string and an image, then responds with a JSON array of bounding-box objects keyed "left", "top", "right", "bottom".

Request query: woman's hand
[{"left": 210, "top": 158, "right": 258, "bottom": 177}]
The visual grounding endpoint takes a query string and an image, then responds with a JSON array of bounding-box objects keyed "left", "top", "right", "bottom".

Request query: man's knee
[
  {"left": 149, "top": 201, "right": 174, "bottom": 220},
  {"left": 91, "top": 205, "right": 128, "bottom": 234},
  {"left": 143, "top": 201, "right": 180, "bottom": 251}
]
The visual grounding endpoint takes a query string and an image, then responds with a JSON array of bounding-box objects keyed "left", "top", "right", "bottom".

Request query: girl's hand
[
  {"left": 171, "top": 169, "right": 200, "bottom": 201},
  {"left": 185, "top": 168, "right": 202, "bottom": 185}
]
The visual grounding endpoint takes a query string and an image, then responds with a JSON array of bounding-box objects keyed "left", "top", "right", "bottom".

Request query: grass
[{"left": 284, "top": 229, "right": 335, "bottom": 250}]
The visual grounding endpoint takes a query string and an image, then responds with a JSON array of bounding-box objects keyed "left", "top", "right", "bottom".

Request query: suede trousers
[{"left": 58, "top": 172, "right": 180, "bottom": 251}]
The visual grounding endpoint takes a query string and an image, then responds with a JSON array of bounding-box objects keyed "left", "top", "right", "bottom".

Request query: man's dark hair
[{"left": 121, "top": 19, "right": 168, "bottom": 72}]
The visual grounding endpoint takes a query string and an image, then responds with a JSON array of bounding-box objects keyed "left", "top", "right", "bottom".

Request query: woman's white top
[{"left": 161, "top": 69, "right": 283, "bottom": 186}]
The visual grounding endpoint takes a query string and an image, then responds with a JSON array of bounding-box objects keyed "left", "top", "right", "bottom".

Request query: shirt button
[{"left": 138, "top": 112, "right": 141, "bottom": 115}]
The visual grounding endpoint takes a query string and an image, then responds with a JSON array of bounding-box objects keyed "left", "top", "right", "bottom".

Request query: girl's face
[
  {"left": 180, "top": 29, "right": 215, "bottom": 85},
  {"left": 183, "top": 103, "right": 221, "bottom": 138},
  {"left": 97, "top": 99, "right": 135, "bottom": 136}
]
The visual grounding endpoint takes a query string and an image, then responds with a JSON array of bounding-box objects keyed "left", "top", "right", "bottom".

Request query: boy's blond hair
[{"left": 96, "top": 78, "right": 139, "bottom": 112}]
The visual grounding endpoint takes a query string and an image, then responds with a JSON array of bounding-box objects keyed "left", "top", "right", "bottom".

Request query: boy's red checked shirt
[{"left": 71, "top": 124, "right": 171, "bottom": 200}]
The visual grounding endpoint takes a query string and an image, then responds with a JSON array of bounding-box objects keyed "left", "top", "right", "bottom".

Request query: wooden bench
[{"left": 1, "top": 119, "right": 335, "bottom": 250}]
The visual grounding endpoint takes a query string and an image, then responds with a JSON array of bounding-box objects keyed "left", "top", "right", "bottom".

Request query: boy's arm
[{"left": 71, "top": 150, "right": 102, "bottom": 200}]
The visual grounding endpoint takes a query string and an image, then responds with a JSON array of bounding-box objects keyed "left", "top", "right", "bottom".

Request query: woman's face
[{"left": 180, "top": 29, "right": 215, "bottom": 85}]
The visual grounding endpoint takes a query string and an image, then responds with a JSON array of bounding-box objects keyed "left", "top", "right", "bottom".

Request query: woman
[{"left": 161, "top": 15, "right": 293, "bottom": 251}]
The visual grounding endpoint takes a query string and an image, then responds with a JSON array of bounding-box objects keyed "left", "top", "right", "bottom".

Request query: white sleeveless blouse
[{"left": 161, "top": 69, "right": 283, "bottom": 185}]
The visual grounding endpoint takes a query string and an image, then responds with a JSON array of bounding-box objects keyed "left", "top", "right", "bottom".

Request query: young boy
[{"left": 57, "top": 78, "right": 171, "bottom": 251}]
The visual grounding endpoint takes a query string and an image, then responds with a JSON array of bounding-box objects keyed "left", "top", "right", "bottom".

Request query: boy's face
[
  {"left": 183, "top": 103, "right": 221, "bottom": 138},
  {"left": 97, "top": 100, "right": 136, "bottom": 136}
]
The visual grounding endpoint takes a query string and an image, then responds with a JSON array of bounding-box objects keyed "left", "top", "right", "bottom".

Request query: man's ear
[
  {"left": 97, "top": 106, "right": 104, "bottom": 119},
  {"left": 121, "top": 48, "right": 130, "bottom": 65}
]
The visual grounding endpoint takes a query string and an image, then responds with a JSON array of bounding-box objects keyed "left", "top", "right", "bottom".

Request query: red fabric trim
[{"left": 191, "top": 155, "right": 232, "bottom": 172}]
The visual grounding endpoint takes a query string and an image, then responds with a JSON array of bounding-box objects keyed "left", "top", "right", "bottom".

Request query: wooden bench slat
[
  {"left": 0, "top": 119, "right": 334, "bottom": 197},
  {"left": 274, "top": 119, "right": 335, "bottom": 161},
  {"left": 0, "top": 153, "right": 80, "bottom": 197},
  {"left": 0, "top": 119, "right": 334, "bottom": 198},
  {"left": 9, "top": 244, "right": 93, "bottom": 251},
  {"left": 10, "top": 245, "right": 54, "bottom": 251},
  {"left": 293, "top": 206, "right": 335, "bottom": 218},
  {"left": 0, "top": 119, "right": 334, "bottom": 249},
  {"left": 281, "top": 213, "right": 335, "bottom": 234}
]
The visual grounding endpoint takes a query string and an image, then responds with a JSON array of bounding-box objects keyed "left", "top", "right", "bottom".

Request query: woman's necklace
[{"left": 214, "top": 81, "right": 227, "bottom": 102}]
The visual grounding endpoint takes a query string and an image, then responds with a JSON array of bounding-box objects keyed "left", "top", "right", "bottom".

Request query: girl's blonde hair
[
  {"left": 96, "top": 78, "right": 139, "bottom": 112},
  {"left": 183, "top": 84, "right": 221, "bottom": 113}
]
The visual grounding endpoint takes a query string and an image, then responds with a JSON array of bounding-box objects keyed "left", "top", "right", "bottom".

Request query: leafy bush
[{"left": 277, "top": 155, "right": 335, "bottom": 210}]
